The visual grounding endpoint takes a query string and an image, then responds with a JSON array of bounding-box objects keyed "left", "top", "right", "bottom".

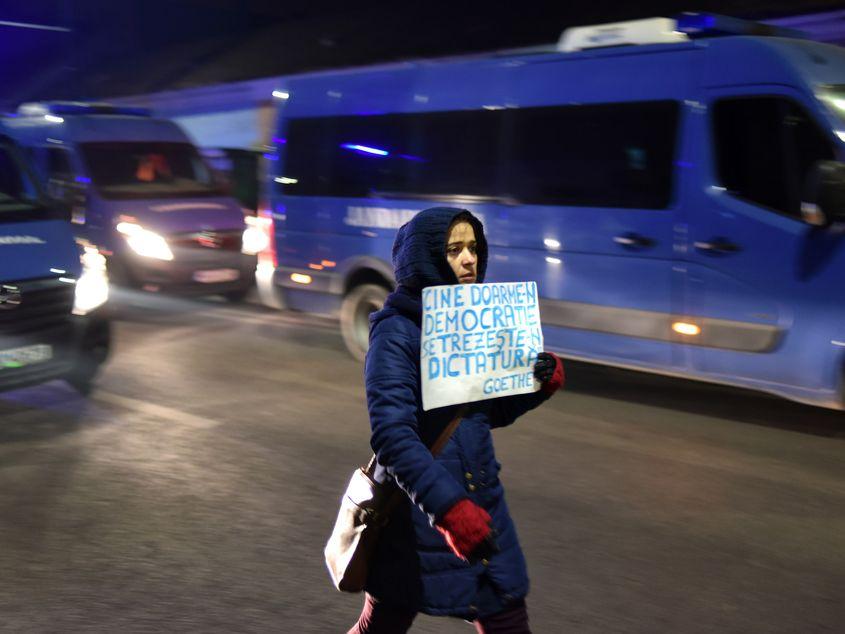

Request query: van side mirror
[{"left": 801, "top": 160, "right": 845, "bottom": 227}]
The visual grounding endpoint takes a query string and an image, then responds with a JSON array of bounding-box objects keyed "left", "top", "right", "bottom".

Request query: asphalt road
[{"left": 1, "top": 296, "right": 843, "bottom": 633}]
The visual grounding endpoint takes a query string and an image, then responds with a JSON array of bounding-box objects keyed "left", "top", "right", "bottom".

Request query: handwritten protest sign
[{"left": 421, "top": 281, "right": 543, "bottom": 411}]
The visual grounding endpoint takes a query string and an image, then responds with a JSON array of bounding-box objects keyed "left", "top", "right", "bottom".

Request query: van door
[
  {"left": 683, "top": 87, "right": 845, "bottom": 395},
  {"left": 496, "top": 53, "right": 697, "bottom": 370}
]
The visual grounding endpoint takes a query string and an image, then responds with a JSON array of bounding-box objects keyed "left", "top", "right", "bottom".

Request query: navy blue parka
[{"left": 364, "top": 207, "right": 551, "bottom": 620}]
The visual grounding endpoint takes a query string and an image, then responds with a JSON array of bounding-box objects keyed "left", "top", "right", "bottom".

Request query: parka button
[
  {"left": 481, "top": 558, "right": 489, "bottom": 566},
  {"left": 467, "top": 483, "right": 476, "bottom": 492},
  {"left": 464, "top": 472, "right": 473, "bottom": 480}
]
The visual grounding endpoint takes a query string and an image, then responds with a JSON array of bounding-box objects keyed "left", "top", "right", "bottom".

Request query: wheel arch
[{"left": 342, "top": 257, "right": 395, "bottom": 295}]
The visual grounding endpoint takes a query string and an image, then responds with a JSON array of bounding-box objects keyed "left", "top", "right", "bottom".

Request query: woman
[{"left": 350, "top": 207, "right": 564, "bottom": 634}]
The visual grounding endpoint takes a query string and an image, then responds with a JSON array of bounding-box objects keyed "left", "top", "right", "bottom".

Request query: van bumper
[
  {"left": 272, "top": 265, "right": 344, "bottom": 295},
  {"left": 110, "top": 250, "right": 256, "bottom": 296},
  {"left": 0, "top": 311, "right": 111, "bottom": 393},
  {"left": 256, "top": 264, "right": 344, "bottom": 313}
]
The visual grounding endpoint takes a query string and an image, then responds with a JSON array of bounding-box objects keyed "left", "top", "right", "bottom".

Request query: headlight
[
  {"left": 241, "top": 216, "right": 270, "bottom": 255},
  {"left": 73, "top": 246, "right": 110, "bottom": 315},
  {"left": 116, "top": 222, "right": 174, "bottom": 261}
]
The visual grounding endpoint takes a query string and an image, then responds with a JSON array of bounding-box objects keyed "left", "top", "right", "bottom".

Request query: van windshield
[{"left": 80, "top": 141, "right": 220, "bottom": 200}]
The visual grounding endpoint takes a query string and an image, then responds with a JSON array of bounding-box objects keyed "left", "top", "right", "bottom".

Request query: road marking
[
  {"left": 94, "top": 391, "right": 224, "bottom": 429},
  {"left": 122, "top": 303, "right": 338, "bottom": 331},
  {"left": 210, "top": 306, "right": 337, "bottom": 330}
]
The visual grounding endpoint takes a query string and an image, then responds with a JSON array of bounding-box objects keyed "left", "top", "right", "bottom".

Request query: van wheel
[
  {"left": 66, "top": 320, "right": 111, "bottom": 396},
  {"left": 341, "top": 284, "right": 389, "bottom": 361}
]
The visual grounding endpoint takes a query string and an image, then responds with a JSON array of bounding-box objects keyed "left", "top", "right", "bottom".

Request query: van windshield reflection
[
  {"left": 79, "top": 141, "right": 220, "bottom": 200},
  {"left": 818, "top": 85, "right": 845, "bottom": 127}
]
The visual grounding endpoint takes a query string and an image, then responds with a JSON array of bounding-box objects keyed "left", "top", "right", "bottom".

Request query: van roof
[
  {"left": 0, "top": 113, "right": 190, "bottom": 145},
  {"left": 269, "top": 13, "right": 823, "bottom": 89},
  {"left": 17, "top": 102, "right": 152, "bottom": 118},
  {"left": 273, "top": 35, "right": 845, "bottom": 93}
]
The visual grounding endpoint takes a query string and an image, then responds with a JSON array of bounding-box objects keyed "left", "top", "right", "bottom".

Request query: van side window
[
  {"left": 505, "top": 101, "right": 679, "bottom": 209},
  {"left": 47, "top": 147, "right": 75, "bottom": 183},
  {"left": 283, "top": 110, "right": 502, "bottom": 199},
  {"left": 281, "top": 101, "right": 677, "bottom": 207},
  {"left": 712, "top": 97, "right": 834, "bottom": 217}
]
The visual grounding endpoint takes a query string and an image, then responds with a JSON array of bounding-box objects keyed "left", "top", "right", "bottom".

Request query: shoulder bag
[{"left": 324, "top": 407, "right": 465, "bottom": 592}]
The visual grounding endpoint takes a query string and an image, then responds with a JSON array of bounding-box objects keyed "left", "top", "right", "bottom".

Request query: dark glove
[
  {"left": 534, "top": 351, "right": 565, "bottom": 395},
  {"left": 435, "top": 499, "right": 495, "bottom": 561}
]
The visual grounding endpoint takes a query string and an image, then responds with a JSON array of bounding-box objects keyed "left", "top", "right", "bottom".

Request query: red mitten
[
  {"left": 435, "top": 499, "right": 492, "bottom": 561},
  {"left": 534, "top": 352, "right": 565, "bottom": 395},
  {"left": 544, "top": 353, "right": 565, "bottom": 395}
]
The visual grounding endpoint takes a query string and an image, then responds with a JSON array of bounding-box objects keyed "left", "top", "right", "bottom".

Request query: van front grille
[
  {"left": 0, "top": 277, "right": 75, "bottom": 336},
  {"left": 170, "top": 229, "right": 243, "bottom": 252}
]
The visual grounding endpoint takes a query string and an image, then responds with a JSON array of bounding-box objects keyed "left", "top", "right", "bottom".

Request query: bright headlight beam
[
  {"left": 72, "top": 246, "right": 110, "bottom": 315},
  {"left": 116, "top": 222, "right": 174, "bottom": 261},
  {"left": 242, "top": 223, "right": 269, "bottom": 255}
]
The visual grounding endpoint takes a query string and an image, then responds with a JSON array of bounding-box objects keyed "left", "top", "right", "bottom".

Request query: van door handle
[
  {"left": 694, "top": 237, "right": 741, "bottom": 254},
  {"left": 613, "top": 233, "right": 655, "bottom": 249}
]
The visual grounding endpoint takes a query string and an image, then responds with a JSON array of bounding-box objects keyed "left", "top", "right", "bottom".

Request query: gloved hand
[
  {"left": 534, "top": 351, "right": 565, "bottom": 395},
  {"left": 435, "top": 499, "right": 495, "bottom": 561}
]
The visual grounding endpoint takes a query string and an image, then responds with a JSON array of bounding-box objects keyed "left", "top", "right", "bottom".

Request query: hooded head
[{"left": 392, "top": 207, "right": 488, "bottom": 291}]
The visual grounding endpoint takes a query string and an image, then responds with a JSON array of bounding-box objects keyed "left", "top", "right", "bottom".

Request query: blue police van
[
  {"left": 1, "top": 102, "right": 259, "bottom": 300},
  {"left": 258, "top": 14, "right": 845, "bottom": 410},
  {"left": 0, "top": 134, "right": 110, "bottom": 394}
]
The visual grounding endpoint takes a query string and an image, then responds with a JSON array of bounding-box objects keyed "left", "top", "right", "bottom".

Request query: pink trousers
[{"left": 348, "top": 593, "right": 531, "bottom": 634}]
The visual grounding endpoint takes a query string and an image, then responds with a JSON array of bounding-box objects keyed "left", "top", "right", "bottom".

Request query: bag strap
[
  {"left": 364, "top": 405, "right": 466, "bottom": 476},
  {"left": 429, "top": 405, "right": 466, "bottom": 457}
]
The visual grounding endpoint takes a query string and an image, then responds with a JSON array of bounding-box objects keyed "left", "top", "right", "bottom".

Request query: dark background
[{"left": 2, "top": 0, "right": 845, "bottom": 107}]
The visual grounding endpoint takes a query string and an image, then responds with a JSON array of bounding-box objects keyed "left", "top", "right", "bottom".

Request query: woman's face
[{"left": 446, "top": 220, "right": 477, "bottom": 284}]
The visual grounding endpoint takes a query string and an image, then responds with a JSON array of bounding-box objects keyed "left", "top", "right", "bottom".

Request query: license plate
[
  {"left": 192, "top": 269, "right": 240, "bottom": 283},
  {"left": 0, "top": 344, "right": 52, "bottom": 370}
]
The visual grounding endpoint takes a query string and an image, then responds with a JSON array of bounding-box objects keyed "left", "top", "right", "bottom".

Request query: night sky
[{"left": 2, "top": 0, "right": 845, "bottom": 108}]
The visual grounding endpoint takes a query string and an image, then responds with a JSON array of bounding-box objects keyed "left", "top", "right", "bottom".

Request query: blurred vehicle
[
  {"left": 201, "top": 147, "right": 263, "bottom": 213},
  {"left": 0, "top": 134, "right": 110, "bottom": 394},
  {"left": 258, "top": 13, "right": 845, "bottom": 410},
  {"left": 0, "top": 103, "right": 256, "bottom": 301}
]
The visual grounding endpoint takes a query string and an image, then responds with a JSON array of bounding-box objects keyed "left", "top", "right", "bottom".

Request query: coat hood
[
  {"left": 371, "top": 207, "right": 488, "bottom": 329},
  {"left": 392, "top": 206, "right": 487, "bottom": 291}
]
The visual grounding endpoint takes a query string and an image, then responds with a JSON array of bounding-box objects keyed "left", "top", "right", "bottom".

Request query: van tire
[
  {"left": 341, "top": 283, "right": 389, "bottom": 361},
  {"left": 66, "top": 319, "right": 111, "bottom": 396}
]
